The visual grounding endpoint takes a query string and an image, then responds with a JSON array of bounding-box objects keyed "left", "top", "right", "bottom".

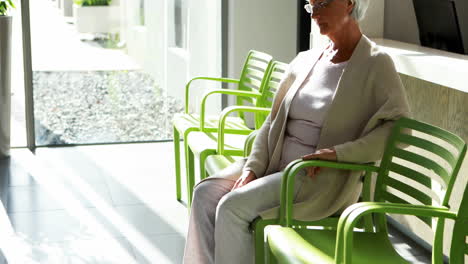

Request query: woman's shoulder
[{"left": 365, "top": 38, "right": 395, "bottom": 68}]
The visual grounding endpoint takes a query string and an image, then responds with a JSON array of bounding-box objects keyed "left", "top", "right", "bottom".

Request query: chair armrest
[
  {"left": 279, "top": 160, "right": 379, "bottom": 227},
  {"left": 199, "top": 89, "right": 261, "bottom": 131},
  {"left": 184, "top": 77, "right": 240, "bottom": 113},
  {"left": 244, "top": 130, "right": 259, "bottom": 157},
  {"left": 334, "top": 202, "right": 456, "bottom": 263},
  {"left": 217, "top": 106, "right": 271, "bottom": 154}
]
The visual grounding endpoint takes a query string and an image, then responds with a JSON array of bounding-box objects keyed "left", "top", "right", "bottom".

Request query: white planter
[
  {"left": 73, "top": 4, "right": 120, "bottom": 33},
  {"left": 0, "top": 16, "right": 12, "bottom": 159}
]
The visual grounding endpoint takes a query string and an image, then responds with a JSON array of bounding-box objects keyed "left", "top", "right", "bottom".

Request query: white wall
[
  {"left": 384, "top": 0, "right": 420, "bottom": 45},
  {"left": 121, "top": 0, "right": 166, "bottom": 88},
  {"left": 185, "top": 0, "right": 222, "bottom": 114},
  {"left": 226, "top": 0, "right": 297, "bottom": 107},
  {"left": 360, "top": 0, "right": 385, "bottom": 38},
  {"left": 143, "top": 0, "right": 166, "bottom": 87},
  {"left": 120, "top": 0, "right": 221, "bottom": 114},
  {"left": 227, "top": 0, "right": 297, "bottom": 78},
  {"left": 385, "top": 0, "right": 468, "bottom": 54},
  {"left": 165, "top": 0, "right": 188, "bottom": 102},
  {"left": 121, "top": 0, "right": 297, "bottom": 112}
]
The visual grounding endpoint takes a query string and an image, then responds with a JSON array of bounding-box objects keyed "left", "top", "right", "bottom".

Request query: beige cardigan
[{"left": 209, "top": 35, "right": 411, "bottom": 221}]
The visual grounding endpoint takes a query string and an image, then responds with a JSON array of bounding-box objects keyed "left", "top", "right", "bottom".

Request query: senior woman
[{"left": 184, "top": 0, "right": 411, "bottom": 263}]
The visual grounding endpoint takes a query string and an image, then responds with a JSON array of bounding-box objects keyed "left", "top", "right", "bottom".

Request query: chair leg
[
  {"left": 266, "top": 240, "right": 279, "bottom": 264},
  {"left": 173, "top": 126, "right": 182, "bottom": 202},
  {"left": 200, "top": 151, "right": 219, "bottom": 181},
  {"left": 252, "top": 218, "right": 278, "bottom": 264},
  {"left": 186, "top": 144, "right": 195, "bottom": 209},
  {"left": 199, "top": 152, "right": 209, "bottom": 180}
]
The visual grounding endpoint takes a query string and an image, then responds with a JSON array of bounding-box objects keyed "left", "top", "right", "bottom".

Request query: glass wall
[
  {"left": 30, "top": 0, "right": 185, "bottom": 146},
  {"left": 11, "top": 0, "right": 222, "bottom": 147}
]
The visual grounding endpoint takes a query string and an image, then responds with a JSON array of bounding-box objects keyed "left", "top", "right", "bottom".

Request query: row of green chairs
[
  {"left": 172, "top": 49, "right": 468, "bottom": 263},
  {"left": 264, "top": 117, "right": 468, "bottom": 264},
  {"left": 193, "top": 61, "right": 289, "bottom": 180},
  {"left": 172, "top": 50, "right": 288, "bottom": 207},
  {"left": 203, "top": 116, "right": 467, "bottom": 263}
]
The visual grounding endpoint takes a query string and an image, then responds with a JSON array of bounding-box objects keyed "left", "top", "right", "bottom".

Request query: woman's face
[{"left": 308, "top": 0, "right": 354, "bottom": 36}]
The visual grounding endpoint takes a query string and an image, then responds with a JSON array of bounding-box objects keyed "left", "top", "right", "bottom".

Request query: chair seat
[
  {"left": 187, "top": 131, "right": 248, "bottom": 156},
  {"left": 205, "top": 155, "right": 244, "bottom": 176},
  {"left": 173, "top": 113, "right": 249, "bottom": 133},
  {"left": 267, "top": 227, "right": 409, "bottom": 264}
]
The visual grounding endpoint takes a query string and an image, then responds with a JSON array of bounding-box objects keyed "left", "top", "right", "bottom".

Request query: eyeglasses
[{"left": 304, "top": 0, "right": 336, "bottom": 14}]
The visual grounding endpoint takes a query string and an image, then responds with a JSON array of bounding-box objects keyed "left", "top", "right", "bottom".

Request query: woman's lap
[
  {"left": 186, "top": 166, "right": 307, "bottom": 264},
  {"left": 194, "top": 169, "right": 306, "bottom": 222}
]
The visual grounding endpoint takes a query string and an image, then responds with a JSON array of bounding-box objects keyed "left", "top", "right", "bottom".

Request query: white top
[{"left": 279, "top": 58, "right": 348, "bottom": 170}]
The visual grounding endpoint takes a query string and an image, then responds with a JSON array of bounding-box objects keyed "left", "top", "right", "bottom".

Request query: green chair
[
  {"left": 251, "top": 159, "right": 377, "bottom": 264},
  {"left": 203, "top": 130, "right": 260, "bottom": 177},
  {"left": 173, "top": 50, "right": 273, "bottom": 204},
  {"left": 197, "top": 98, "right": 374, "bottom": 264},
  {"left": 265, "top": 117, "right": 467, "bottom": 264},
  {"left": 185, "top": 61, "right": 288, "bottom": 207}
]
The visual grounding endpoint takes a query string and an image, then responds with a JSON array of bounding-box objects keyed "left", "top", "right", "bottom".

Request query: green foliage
[
  {"left": 73, "top": 0, "right": 112, "bottom": 6},
  {"left": 0, "top": 0, "right": 15, "bottom": 16}
]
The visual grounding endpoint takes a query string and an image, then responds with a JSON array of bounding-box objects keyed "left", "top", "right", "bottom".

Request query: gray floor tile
[
  {"left": 4, "top": 155, "right": 38, "bottom": 187},
  {"left": 2, "top": 236, "right": 137, "bottom": 264},
  {"left": 98, "top": 142, "right": 184, "bottom": 206},
  {"left": 35, "top": 147, "right": 111, "bottom": 185},
  {"left": 105, "top": 171, "right": 178, "bottom": 206},
  {"left": 8, "top": 207, "right": 126, "bottom": 243},
  {"left": 114, "top": 203, "right": 188, "bottom": 238},
  {"left": 389, "top": 225, "right": 431, "bottom": 259},
  {"left": 388, "top": 225, "right": 435, "bottom": 263},
  {"left": 132, "top": 234, "right": 185, "bottom": 264},
  {"left": 7, "top": 181, "right": 112, "bottom": 213},
  {"left": 3, "top": 143, "right": 439, "bottom": 264},
  {"left": 9, "top": 209, "right": 86, "bottom": 243},
  {"left": 57, "top": 236, "right": 137, "bottom": 264},
  {"left": 106, "top": 180, "right": 169, "bottom": 206}
]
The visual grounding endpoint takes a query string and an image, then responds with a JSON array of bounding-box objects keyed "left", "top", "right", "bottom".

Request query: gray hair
[{"left": 349, "top": 0, "right": 369, "bottom": 21}]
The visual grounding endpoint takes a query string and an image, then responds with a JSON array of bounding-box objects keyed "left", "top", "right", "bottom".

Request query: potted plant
[
  {"left": 0, "top": 0, "right": 14, "bottom": 159},
  {"left": 73, "top": 0, "right": 120, "bottom": 34}
]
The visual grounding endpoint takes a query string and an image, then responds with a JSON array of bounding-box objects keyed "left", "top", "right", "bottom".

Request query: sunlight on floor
[{"left": 1, "top": 143, "right": 188, "bottom": 263}]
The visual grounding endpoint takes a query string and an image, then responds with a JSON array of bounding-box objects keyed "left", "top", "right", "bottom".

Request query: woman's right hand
[
  {"left": 231, "top": 170, "right": 256, "bottom": 191},
  {"left": 302, "top": 148, "right": 337, "bottom": 180}
]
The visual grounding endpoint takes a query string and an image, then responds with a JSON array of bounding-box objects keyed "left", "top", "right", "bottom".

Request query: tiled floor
[{"left": 0, "top": 143, "right": 432, "bottom": 263}]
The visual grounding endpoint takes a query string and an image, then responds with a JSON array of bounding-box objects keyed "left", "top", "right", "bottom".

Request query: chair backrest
[
  {"left": 252, "top": 61, "right": 288, "bottom": 129},
  {"left": 256, "top": 61, "right": 289, "bottom": 108},
  {"left": 450, "top": 183, "right": 468, "bottom": 263},
  {"left": 237, "top": 50, "right": 273, "bottom": 102},
  {"left": 235, "top": 50, "right": 273, "bottom": 120},
  {"left": 374, "top": 117, "right": 467, "bottom": 262}
]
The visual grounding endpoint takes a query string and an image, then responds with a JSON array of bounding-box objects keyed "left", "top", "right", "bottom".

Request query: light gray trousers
[{"left": 183, "top": 168, "right": 306, "bottom": 264}]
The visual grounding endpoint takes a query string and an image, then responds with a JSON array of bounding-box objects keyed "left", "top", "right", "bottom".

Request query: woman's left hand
[{"left": 301, "top": 148, "right": 337, "bottom": 179}]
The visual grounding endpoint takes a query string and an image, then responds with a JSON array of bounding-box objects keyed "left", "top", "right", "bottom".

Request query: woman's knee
[
  {"left": 192, "top": 180, "right": 233, "bottom": 207},
  {"left": 192, "top": 181, "right": 212, "bottom": 203},
  {"left": 215, "top": 192, "right": 244, "bottom": 220}
]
